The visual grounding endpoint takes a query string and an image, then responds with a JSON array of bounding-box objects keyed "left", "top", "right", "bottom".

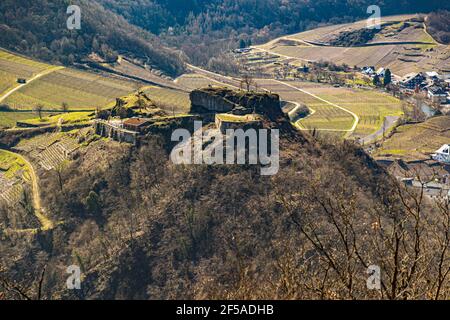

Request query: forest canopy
[{"left": 0, "top": 0, "right": 185, "bottom": 76}]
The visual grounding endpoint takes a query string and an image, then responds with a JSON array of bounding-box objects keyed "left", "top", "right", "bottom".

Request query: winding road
[{"left": 272, "top": 80, "right": 359, "bottom": 137}]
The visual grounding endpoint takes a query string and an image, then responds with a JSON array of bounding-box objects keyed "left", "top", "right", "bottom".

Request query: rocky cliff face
[
  {"left": 190, "top": 88, "right": 237, "bottom": 113},
  {"left": 189, "top": 87, "right": 283, "bottom": 121}
]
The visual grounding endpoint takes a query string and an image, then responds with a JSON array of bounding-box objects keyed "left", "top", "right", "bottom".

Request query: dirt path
[
  {"left": 0, "top": 149, "right": 54, "bottom": 233},
  {"left": 0, "top": 66, "right": 64, "bottom": 104}
]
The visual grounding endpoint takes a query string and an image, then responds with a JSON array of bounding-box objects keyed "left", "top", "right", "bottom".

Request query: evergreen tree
[{"left": 383, "top": 69, "right": 392, "bottom": 86}]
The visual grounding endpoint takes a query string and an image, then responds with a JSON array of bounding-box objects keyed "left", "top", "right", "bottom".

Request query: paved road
[
  {"left": 357, "top": 115, "right": 400, "bottom": 145},
  {"left": 0, "top": 66, "right": 64, "bottom": 104}
]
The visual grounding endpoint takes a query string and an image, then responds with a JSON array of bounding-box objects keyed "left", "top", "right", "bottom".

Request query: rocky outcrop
[
  {"left": 190, "top": 88, "right": 237, "bottom": 113},
  {"left": 111, "top": 92, "right": 166, "bottom": 118},
  {"left": 190, "top": 87, "right": 283, "bottom": 121}
]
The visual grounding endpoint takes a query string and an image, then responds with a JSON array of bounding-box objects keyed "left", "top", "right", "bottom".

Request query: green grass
[
  {"left": 379, "top": 149, "right": 407, "bottom": 155},
  {"left": 0, "top": 111, "right": 55, "bottom": 128},
  {"left": 21, "top": 111, "right": 94, "bottom": 126},
  {"left": 0, "top": 71, "right": 19, "bottom": 95},
  {"left": 0, "top": 150, "right": 29, "bottom": 180}
]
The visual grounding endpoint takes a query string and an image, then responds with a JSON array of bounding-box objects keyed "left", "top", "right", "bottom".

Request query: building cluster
[
  {"left": 398, "top": 71, "right": 449, "bottom": 104},
  {"left": 361, "top": 66, "right": 387, "bottom": 78},
  {"left": 362, "top": 66, "right": 450, "bottom": 105},
  {"left": 378, "top": 158, "right": 450, "bottom": 202}
]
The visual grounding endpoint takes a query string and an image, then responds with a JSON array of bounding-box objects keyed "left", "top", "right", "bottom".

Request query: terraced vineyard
[
  {"left": 256, "top": 79, "right": 402, "bottom": 136},
  {"left": 295, "top": 82, "right": 404, "bottom": 137},
  {"left": 0, "top": 150, "right": 30, "bottom": 206},
  {"left": 0, "top": 49, "right": 52, "bottom": 96},
  {"left": 256, "top": 79, "right": 355, "bottom": 131},
  {"left": 142, "top": 86, "right": 191, "bottom": 113},
  {"left": 0, "top": 180, "right": 23, "bottom": 205},
  {"left": 254, "top": 14, "right": 449, "bottom": 77},
  {"left": 4, "top": 68, "right": 141, "bottom": 110},
  {"left": 374, "top": 116, "right": 450, "bottom": 161},
  {"left": 15, "top": 133, "right": 80, "bottom": 170}
]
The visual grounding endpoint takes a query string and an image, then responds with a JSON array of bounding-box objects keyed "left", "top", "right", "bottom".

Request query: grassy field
[
  {"left": 374, "top": 116, "right": 450, "bottom": 161},
  {"left": 0, "top": 111, "right": 56, "bottom": 128},
  {"left": 4, "top": 68, "right": 141, "bottom": 110},
  {"left": 20, "top": 111, "right": 94, "bottom": 126}
]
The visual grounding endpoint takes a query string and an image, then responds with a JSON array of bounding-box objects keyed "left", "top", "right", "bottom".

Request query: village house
[
  {"left": 376, "top": 67, "right": 386, "bottom": 77},
  {"left": 361, "top": 66, "right": 375, "bottom": 76},
  {"left": 297, "top": 65, "right": 310, "bottom": 73},
  {"left": 400, "top": 72, "right": 426, "bottom": 90},
  {"left": 427, "top": 86, "right": 448, "bottom": 104},
  {"left": 425, "top": 71, "right": 440, "bottom": 82}
]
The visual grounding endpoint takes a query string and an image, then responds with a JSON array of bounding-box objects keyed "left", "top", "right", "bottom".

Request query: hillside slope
[
  {"left": 426, "top": 10, "right": 450, "bottom": 44},
  {"left": 98, "top": 0, "right": 450, "bottom": 65},
  {"left": 254, "top": 14, "right": 450, "bottom": 76},
  {"left": 0, "top": 0, "right": 185, "bottom": 76},
  {"left": 0, "top": 104, "right": 448, "bottom": 299}
]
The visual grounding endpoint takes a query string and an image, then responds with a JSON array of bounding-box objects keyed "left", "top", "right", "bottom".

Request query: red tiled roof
[{"left": 123, "top": 118, "right": 149, "bottom": 127}]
